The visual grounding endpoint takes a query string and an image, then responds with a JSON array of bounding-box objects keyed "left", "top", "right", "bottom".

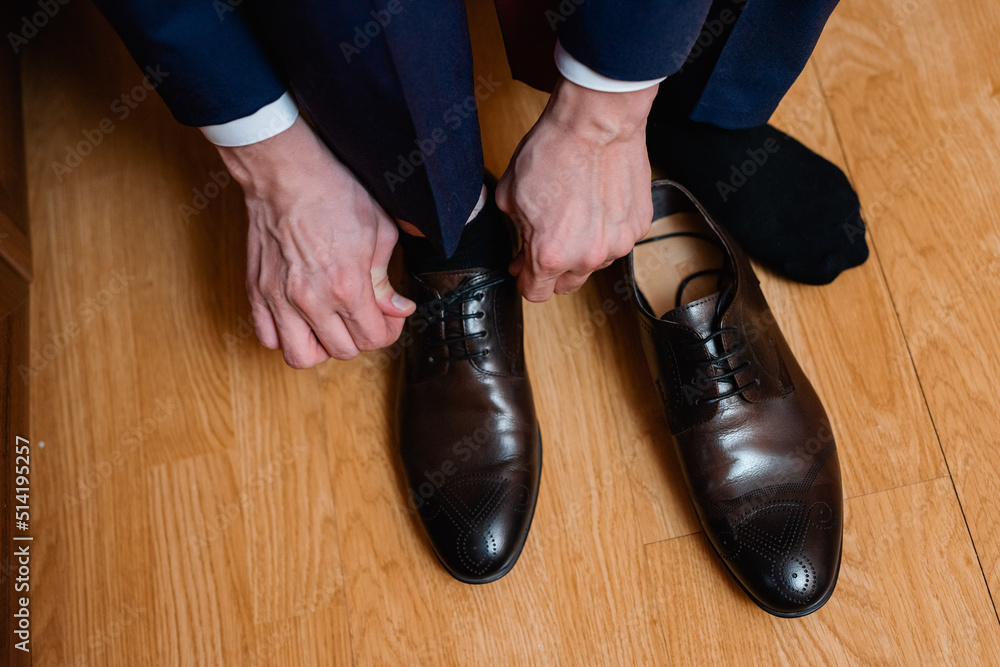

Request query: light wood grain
[
  {"left": 810, "top": 0, "right": 1000, "bottom": 608},
  {"left": 315, "top": 291, "right": 671, "bottom": 664},
  {"left": 533, "top": 29, "right": 947, "bottom": 549},
  {"left": 21, "top": 0, "right": 1000, "bottom": 664},
  {"left": 645, "top": 477, "right": 1000, "bottom": 665},
  {"left": 766, "top": 63, "right": 947, "bottom": 501},
  {"left": 645, "top": 478, "right": 1000, "bottom": 665}
]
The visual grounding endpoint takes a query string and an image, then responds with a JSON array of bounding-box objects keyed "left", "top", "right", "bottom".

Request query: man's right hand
[{"left": 217, "top": 116, "right": 415, "bottom": 368}]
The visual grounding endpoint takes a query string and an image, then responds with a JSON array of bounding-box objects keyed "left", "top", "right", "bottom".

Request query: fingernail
[{"left": 391, "top": 292, "right": 413, "bottom": 310}]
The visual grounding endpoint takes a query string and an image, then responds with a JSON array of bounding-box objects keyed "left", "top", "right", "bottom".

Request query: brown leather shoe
[
  {"left": 396, "top": 267, "right": 541, "bottom": 584},
  {"left": 622, "top": 180, "right": 843, "bottom": 616}
]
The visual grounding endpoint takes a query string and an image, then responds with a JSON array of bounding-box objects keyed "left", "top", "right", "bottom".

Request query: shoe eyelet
[{"left": 483, "top": 349, "right": 491, "bottom": 357}]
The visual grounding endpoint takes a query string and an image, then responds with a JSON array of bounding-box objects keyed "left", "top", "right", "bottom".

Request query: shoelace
[
  {"left": 414, "top": 273, "right": 510, "bottom": 363},
  {"left": 636, "top": 231, "right": 760, "bottom": 404}
]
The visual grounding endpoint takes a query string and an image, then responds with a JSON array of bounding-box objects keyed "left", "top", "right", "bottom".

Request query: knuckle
[
  {"left": 245, "top": 278, "right": 262, "bottom": 300},
  {"left": 354, "top": 336, "right": 382, "bottom": 352},
  {"left": 611, "top": 240, "right": 634, "bottom": 260},
  {"left": 251, "top": 275, "right": 280, "bottom": 303},
  {"left": 288, "top": 288, "right": 315, "bottom": 312},
  {"left": 583, "top": 247, "right": 607, "bottom": 269},
  {"left": 262, "top": 286, "right": 284, "bottom": 307},
  {"left": 283, "top": 351, "right": 313, "bottom": 370},
  {"left": 534, "top": 247, "right": 565, "bottom": 273},
  {"left": 329, "top": 348, "right": 360, "bottom": 361},
  {"left": 284, "top": 272, "right": 311, "bottom": 302},
  {"left": 521, "top": 285, "right": 549, "bottom": 303},
  {"left": 329, "top": 277, "right": 362, "bottom": 306}
]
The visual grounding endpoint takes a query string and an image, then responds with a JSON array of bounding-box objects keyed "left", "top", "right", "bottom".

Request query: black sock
[
  {"left": 646, "top": 119, "right": 869, "bottom": 285},
  {"left": 399, "top": 181, "right": 513, "bottom": 275}
]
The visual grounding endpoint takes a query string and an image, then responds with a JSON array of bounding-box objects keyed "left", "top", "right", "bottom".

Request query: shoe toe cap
[
  {"left": 414, "top": 468, "right": 538, "bottom": 584},
  {"left": 714, "top": 498, "right": 842, "bottom": 617}
]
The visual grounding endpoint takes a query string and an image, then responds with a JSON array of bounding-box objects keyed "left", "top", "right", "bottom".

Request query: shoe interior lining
[{"left": 633, "top": 212, "right": 725, "bottom": 320}]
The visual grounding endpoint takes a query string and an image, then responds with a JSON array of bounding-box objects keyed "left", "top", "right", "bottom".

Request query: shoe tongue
[
  {"left": 417, "top": 268, "right": 492, "bottom": 298},
  {"left": 660, "top": 292, "right": 721, "bottom": 337}
]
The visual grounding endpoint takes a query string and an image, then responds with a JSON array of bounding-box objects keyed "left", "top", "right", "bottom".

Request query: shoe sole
[{"left": 437, "top": 426, "right": 543, "bottom": 585}]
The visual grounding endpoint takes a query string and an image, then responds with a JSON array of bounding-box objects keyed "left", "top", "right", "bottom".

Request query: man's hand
[
  {"left": 218, "top": 116, "right": 415, "bottom": 368},
  {"left": 496, "top": 77, "right": 658, "bottom": 302}
]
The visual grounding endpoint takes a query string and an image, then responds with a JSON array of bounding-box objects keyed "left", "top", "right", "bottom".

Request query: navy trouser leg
[
  {"left": 255, "top": 0, "right": 483, "bottom": 255},
  {"left": 654, "top": 0, "right": 841, "bottom": 129}
]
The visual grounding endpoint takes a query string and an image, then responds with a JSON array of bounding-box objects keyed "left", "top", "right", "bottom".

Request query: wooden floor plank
[
  {"left": 644, "top": 477, "right": 1000, "bottom": 665},
  {"left": 147, "top": 455, "right": 251, "bottom": 666},
  {"left": 22, "top": 13, "right": 160, "bottom": 662},
  {"left": 810, "top": 0, "right": 1000, "bottom": 607},
  {"left": 24, "top": 5, "right": 354, "bottom": 665},
  {"left": 764, "top": 63, "right": 948, "bottom": 502},
  {"left": 475, "top": 15, "right": 947, "bottom": 550},
  {"left": 22, "top": 0, "right": 1000, "bottom": 664},
  {"left": 317, "top": 290, "right": 671, "bottom": 664},
  {"left": 225, "top": 336, "right": 350, "bottom": 637}
]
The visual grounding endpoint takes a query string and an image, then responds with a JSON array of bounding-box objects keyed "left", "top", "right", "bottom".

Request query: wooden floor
[{"left": 21, "top": 0, "right": 1000, "bottom": 664}]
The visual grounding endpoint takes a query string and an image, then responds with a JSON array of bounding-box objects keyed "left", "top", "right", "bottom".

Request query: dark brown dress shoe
[
  {"left": 397, "top": 267, "right": 541, "bottom": 584},
  {"left": 621, "top": 180, "right": 843, "bottom": 616}
]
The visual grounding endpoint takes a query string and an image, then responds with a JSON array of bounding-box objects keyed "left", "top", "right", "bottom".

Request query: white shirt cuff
[
  {"left": 199, "top": 91, "right": 300, "bottom": 147},
  {"left": 465, "top": 185, "right": 487, "bottom": 224},
  {"left": 554, "top": 41, "right": 665, "bottom": 93}
]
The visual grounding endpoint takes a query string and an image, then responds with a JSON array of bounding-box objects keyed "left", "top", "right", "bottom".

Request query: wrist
[
  {"left": 545, "top": 76, "right": 658, "bottom": 145},
  {"left": 216, "top": 116, "right": 331, "bottom": 198}
]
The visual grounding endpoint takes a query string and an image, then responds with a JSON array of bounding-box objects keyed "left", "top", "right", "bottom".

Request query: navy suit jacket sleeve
[
  {"left": 557, "top": 0, "right": 713, "bottom": 81},
  {"left": 92, "top": 0, "right": 287, "bottom": 126}
]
